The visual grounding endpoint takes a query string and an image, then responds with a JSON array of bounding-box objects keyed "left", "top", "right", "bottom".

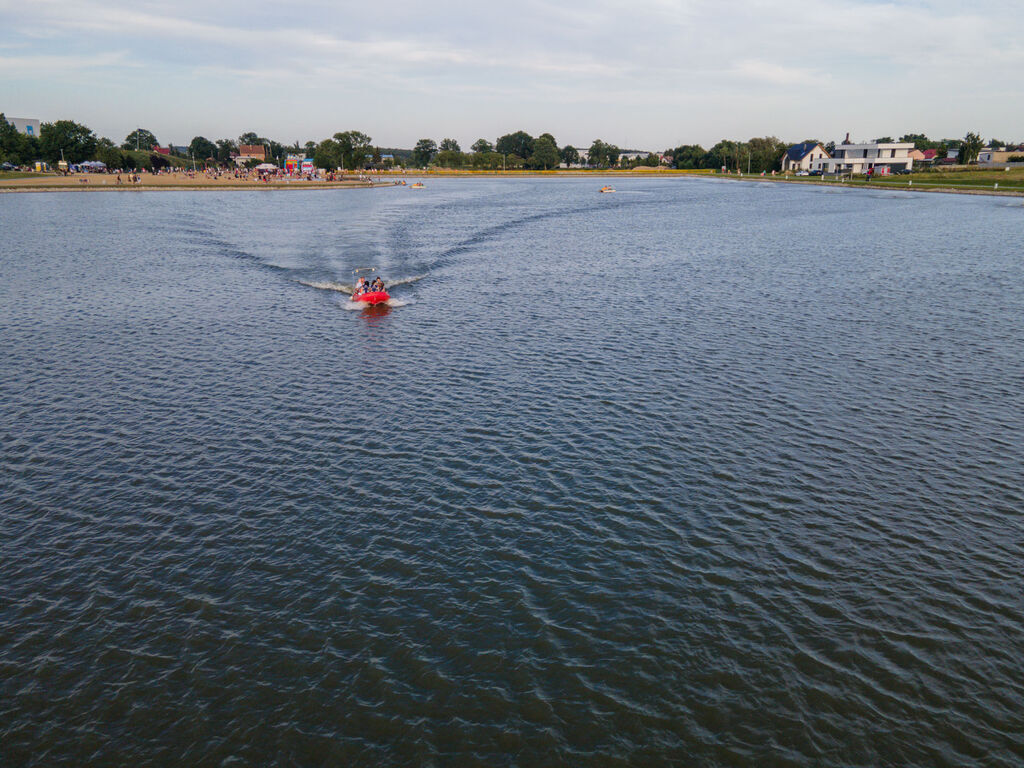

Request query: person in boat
[
  {"left": 353, "top": 277, "right": 368, "bottom": 296},
  {"left": 371, "top": 277, "right": 385, "bottom": 293}
]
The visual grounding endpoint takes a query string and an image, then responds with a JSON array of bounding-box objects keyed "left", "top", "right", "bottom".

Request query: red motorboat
[{"left": 353, "top": 290, "right": 390, "bottom": 305}]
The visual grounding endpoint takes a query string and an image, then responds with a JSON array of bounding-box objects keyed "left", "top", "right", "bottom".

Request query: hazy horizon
[{"left": 3, "top": 0, "right": 1021, "bottom": 151}]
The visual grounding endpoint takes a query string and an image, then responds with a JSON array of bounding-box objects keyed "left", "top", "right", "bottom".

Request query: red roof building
[{"left": 238, "top": 144, "right": 267, "bottom": 160}]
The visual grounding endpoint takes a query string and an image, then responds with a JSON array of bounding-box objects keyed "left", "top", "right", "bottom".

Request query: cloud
[
  {"left": 1, "top": 0, "right": 1022, "bottom": 146},
  {"left": 0, "top": 50, "right": 131, "bottom": 75},
  {"left": 729, "top": 59, "right": 822, "bottom": 86}
]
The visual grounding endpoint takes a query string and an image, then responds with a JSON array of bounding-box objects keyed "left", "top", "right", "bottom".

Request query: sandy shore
[
  {"left": 4, "top": 169, "right": 1022, "bottom": 198},
  {"left": 0, "top": 173, "right": 401, "bottom": 193}
]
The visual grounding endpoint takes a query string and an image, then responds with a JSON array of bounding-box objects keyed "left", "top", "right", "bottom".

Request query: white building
[
  {"left": 815, "top": 140, "right": 915, "bottom": 174},
  {"left": 5, "top": 117, "right": 40, "bottom": 138},
  {"left": 781, "top": 142, "right": 830, "bottom": 172}
]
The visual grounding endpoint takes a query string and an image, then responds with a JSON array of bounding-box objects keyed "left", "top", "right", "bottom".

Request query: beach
[{"left": 0, "top": 171, "right": 399, "bottom": 192}]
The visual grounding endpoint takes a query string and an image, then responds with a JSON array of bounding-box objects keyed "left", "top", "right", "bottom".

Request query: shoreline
[
  {"left": 0, "top": 178, "right": 401, "bottom": 194},
  {"left": 2, "top": 170, "right": 1022, "bottom": 198},
  {"left": 712, "top": 174, "right": 1024, "bottom": 198}
]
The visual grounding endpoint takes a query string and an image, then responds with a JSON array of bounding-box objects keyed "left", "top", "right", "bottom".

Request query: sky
[{"left": 2, "top": 0, "right": 1021, "bottom": 151}]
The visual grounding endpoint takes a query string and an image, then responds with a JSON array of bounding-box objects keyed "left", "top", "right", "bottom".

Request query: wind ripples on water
[{"left": 1, "top": 179, "right": 1023, "bottom": 766}]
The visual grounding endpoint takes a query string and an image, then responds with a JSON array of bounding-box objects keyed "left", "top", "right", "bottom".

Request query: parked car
[
  {"left": 808, "top": 170, "right": 822, "bottom": 176},
  {"left": 894, "top": 168, "right": 912, "bottom": 175},
  {"left": 0, "top": 162, "right": 15, "bottom": 171},
  {"left": 795, "top": 170, "right": 809, "bottom": 176}
]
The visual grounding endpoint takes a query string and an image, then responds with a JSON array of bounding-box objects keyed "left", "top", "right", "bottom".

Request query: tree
[
  {"left": 216, "top": 139, "right": 238, "bottom": 163},
  {"left": 313, "top": 139, "right": 342, "bottom": 169},
  {"left": 435, "top": 150, "right": 466, "bottom": 168},
  {"left": 39, "top": 120, "right": 97, "bottom": 163},
  {"left": 122, "top": 128, "right": 158, "bottom": 151},
  {"left": 605, "top": 144, "right": 620, "bottom": 166},
  {"left": 899, "top": 133, "right": 938, "bottom": 150},
  {"left": 745, "top": 136, "right": 788, "bottom": 173},
  {"left": 960, "top": 131, "right": 983, "bottom": 164},
  {"left": 528, "top": 135, "right": 560, "bottom": 169},
  {"left": 560, "top": 145, "right": 579, "bottom": 166},
  {"left": 874, "top": 136, "right": 894, "bottom": 143},
  {"left": 189, "top": 136, "right": 217, "bottom": 162},
  {"left": 824, "top": 141, "right": 836, "bottom": 155},
  {"left": 439, "top": 138, "right": 461, "bottom": 153},
  {"left": 0, "top": 113, "right": 35, "bottom": 165},
  {"left": 496, "top": 131, "right": 534, "bottom": 160},
  {"left": 671, "top": 144, "right": 705, "bottom": 169},
  {"left": 988, "top": 138, "right": 1005, "bottom": 149},
  {"left": 588, "top": 139, "right": 607, "bottom": 166},
  {"left": 471, "top": 151, "right": 503, "bottom": 170},
  {"left": 95, "top": 137, "right": 124, "bottom": 169},
  {"left": 333, "top": 130, "right": 373, "bottom": 170},
  {"left": 706, "top": 139, "right": 741, "bottom": 170},
  {"left": 471, "top": 138, "right": 493, "bottom": 153},
  {"left": 412, "top": 138, "right": 437, "bottom": 167},
  {"left": 266, "top": 140, "right": 287, "bottom": 163},
  {"left": 238, "top": 132, "right": 264, "bottom": 146}
]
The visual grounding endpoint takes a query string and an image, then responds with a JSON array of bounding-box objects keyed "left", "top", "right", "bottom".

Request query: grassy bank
[
  {"left": 0, "top": 171, "right": 49, "bottom": 180},
  {"left": 767, "top": 167, "right": 1024, "bottom": 195}
]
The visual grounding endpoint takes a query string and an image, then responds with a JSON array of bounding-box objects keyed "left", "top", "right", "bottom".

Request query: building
[
  {"left": 814, "top": 139, "right": 915, "bottom": 174},
  {"left": 238, "top": 144, "right": 267, "bottom": 161},
  {"left": 5, "top": 117, "right": 40, "bottom": 137},
  {"left": 781, "top": 142, "right": 830, "bottom": 172},
  {"left": 978, "top": 148, "right": 1024, "bottom": 164}
]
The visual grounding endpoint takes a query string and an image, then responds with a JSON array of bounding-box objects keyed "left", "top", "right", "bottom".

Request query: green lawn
[
  {"left": 0, "top": 171, "right": 50, "bottom": 180},
  {"left": 765, "top": 167, "right": 1024, "bottom": 193}
]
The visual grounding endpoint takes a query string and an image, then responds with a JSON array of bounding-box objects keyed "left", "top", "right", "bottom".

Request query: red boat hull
[{"left": 353, "top": 290, "right": 390, "bottom": 305}]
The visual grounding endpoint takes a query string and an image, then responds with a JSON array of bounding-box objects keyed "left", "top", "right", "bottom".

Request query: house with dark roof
[{"left": 781, "top": 142, "right": 830, "bottom": 172}]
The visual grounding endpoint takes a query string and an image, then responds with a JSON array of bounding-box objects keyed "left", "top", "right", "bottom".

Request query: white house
[
  {"left": 781, "top": 142, "right": 830, "bottom": 172},
  {"left": 814, "top": 140, "right": 915, "bottom": 174}
]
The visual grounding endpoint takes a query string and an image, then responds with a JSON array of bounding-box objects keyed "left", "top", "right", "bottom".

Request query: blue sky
[{"left": 2, "top": 0, "right": 1021, "bottom": 150}]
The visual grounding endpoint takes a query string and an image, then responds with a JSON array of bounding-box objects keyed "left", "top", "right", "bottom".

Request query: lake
[{"left": 1, "top": 178, "right": 1023, "bottom": 766}]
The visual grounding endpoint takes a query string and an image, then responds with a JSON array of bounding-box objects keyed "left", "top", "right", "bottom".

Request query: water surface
[{"left": 2, "top": 178, "right": 1023, "bottom": 766}]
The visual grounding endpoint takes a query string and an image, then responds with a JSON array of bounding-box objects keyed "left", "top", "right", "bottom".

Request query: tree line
[
  {"left": 1, "top": 115, "right": 1012, "bottom": 173},
  {"left": 0, "top": 116, "right": 395, "bottom": 172},
  {"left": 404, "top": 132, "right": 659, "bottom": 170}
]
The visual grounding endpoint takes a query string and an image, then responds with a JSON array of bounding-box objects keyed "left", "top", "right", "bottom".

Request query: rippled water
[{"left": 2, "top": 179, "right": 1023, "bottom": 766}]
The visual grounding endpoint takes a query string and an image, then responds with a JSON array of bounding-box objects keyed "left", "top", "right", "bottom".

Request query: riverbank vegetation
[
  {"left": 755, "top": 165, "right": 1024, "bottom": 194},
  {"left": 3, "top": 114, "right": 1019, "bottom": 183}
]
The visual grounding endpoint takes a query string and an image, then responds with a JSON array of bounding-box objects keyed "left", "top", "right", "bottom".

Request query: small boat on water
[
  {"left": 353, "top": 290, "right": 390, "bottom": 305},
  {"left": 410, "top": 182, "right": 425, "bottom": 189},
  {"left": 600, "top": 185, "right": 615, "bottom": 193}
]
